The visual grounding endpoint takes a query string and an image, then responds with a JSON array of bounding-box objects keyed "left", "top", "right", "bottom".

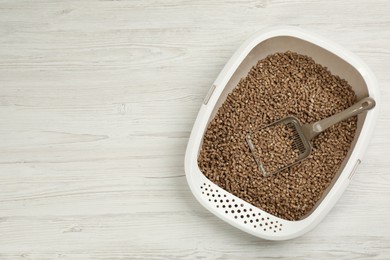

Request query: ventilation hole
[
  {"left": 222, "top": 205, "right": 225, "bottom": 208},
  {"left": 232, "top": 199, "right": 235, "bottom": 202},
  {"left": 280, "top": 224, "right": 283, "bottom": 227},
  {"left": 250, "top": 220, "right": 253, "bottom": 223},
  {"left": 228, "top": 205, "right": 232, "bottom": 208},
  {"left": 264, "top": 228, "right": 266, "bottom": 231},
  {"left": 276, "top": 221, "right": 278, "bottom": 223},
  {"left": 269, "top": 226, "right": 272, "bottom": 229},
  {"left": 240, "top": 204, "right": 244, "bottom": 207},
  {"left": 241, "top": 215, "right": 244, "bottom": 219},
  {"left": 234, "top": 204, "right": 238, "bottom": 207},
  {"left": 220, "top": 200, "right": 223, "bottom": 203},
  {"left": 210, "top": 189, "right": 213, "bottom": 192},
  {"left": 246, "top": 214, "right": 250, "bottom": 218},
  {"left": 258, "top": 213, "right": 261, "bottom": 216},
  {"left": 236, "top": 210, "right": 240, "bottom": 213},
  {"left": 208, "top": 199, "right": 211, "bottom": 201},
  {"left": 225, "top": 211, "right": 228, "bottom": 214},
  {"left": 274, "top": 230, "right": 276, "bottom": 233},
  {"left": 271, "top": 221, "right": 273, "bottom": 224},
  {"left": 265, "top": 223, "right": 268, "bottom": 226},
  {"left": 267, "top": 217, "right": 270, "bottom": 220},
  {"left": 275, "top": 225, "right": 278, "bottom": 228},
  {"left": 260, "top": 223, "right": 263, "bottom": 227},
  {"left": 214, "top": 199, "right": 217, "bottom": 202},
  {"left": 205, "top": 188, "right": 208, "bottom": 191},
  {"left": 212, "top": 194, "right": 215, "bottom": 197},
  {"left": 216, "top": 205, "right": 219, "bottom": 208},
  {"left": 243, "top": 209, "right": 247, "bottom": 212},
  {"left": 256, "top": 219, "right": 259, "bottom": 222},
  {"left": 234, "top": 216, "right": 237, "bottom": 219},
  {"left": 218, "top": 194, "right": 221, "bottom": 197},
  {"left": 216, "top": 190, "right": 218, "bottom": 193},
  {"left": 252, "top": 213, "right": 255, "bottom": 217},
  {"left": 224, "top": 194, "right": 226, "bottom": 197},
  {"left": 202, "top": 192, "right": 204, "bottom": 194},
  {"left": 231, "top": 210, "right": 234, "bottom": 213},
  {"left": 206, "top": 193, "right": 209, "bottom": 196},
  {"left": 261, "top": 218, "right": 264, "bottom": 221},
  {"left": 254, "top": 225, "right": 256, "bottom": 228},
  {"left": 244, "top": 220, "right": 247, "bottom": 224},
  {"left": 226, "top": 199, "right": 229, "bottom": 203},
  {"left": 249, "top": 208, "right": 252, "bottom": 211},
  {"left": 279, "top": 228, "right": 282, "bottom": 231},
  {"left": 200, "top": 186, "right": 203, "bottom": 189}
]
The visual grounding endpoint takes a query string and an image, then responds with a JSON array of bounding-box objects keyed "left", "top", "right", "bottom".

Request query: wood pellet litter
[{"left": 198, "top": 51, "right": 357, "bottom": 221}]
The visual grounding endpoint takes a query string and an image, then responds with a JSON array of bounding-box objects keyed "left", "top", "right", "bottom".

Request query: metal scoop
[{"left": 246, "top": 97, "right": 376, "bottom": 177}]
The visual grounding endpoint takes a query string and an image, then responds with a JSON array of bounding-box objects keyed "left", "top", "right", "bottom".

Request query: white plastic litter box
[{"left": 184, "top": 26, "right": 380, "bottom": 240}]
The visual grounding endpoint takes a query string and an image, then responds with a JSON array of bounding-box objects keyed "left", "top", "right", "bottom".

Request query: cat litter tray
[{"left": 184, "top": 27, "right": 379, "bottom": 240}]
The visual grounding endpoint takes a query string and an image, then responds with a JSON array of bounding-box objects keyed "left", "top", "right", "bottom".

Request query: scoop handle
[{"left": 303, "top": 97, "right": 376, "bottom": 140}]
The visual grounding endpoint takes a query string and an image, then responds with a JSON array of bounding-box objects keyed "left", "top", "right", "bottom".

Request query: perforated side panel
[{"left": 200, "top": 182, "right": 283, "bottom": 233}]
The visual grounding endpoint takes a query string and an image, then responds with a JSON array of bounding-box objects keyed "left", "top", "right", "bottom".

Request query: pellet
[{"left": 197, "top": 51, "right": 357, "bottom": 221}]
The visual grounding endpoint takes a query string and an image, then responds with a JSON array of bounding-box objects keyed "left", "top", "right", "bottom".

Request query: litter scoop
[{"left": 246, "top": 97, "right": 376, "bottom": 177}]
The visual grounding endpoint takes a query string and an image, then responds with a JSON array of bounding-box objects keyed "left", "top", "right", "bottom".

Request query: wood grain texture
[{"left": 0, "top": 0, "right": 389, "bottom": 259}]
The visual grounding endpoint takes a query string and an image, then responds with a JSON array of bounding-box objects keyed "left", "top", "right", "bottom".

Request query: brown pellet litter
[
  {"left": 198, "top": 51, "right": 357, "bottom": 221},
  {"left": 250, "top": 123, "right": 300, "bottom": 175}
]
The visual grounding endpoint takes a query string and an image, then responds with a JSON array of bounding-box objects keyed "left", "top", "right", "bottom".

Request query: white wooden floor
[{"left": 0, "top": 0, "right": 389, "bottom": 259}]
